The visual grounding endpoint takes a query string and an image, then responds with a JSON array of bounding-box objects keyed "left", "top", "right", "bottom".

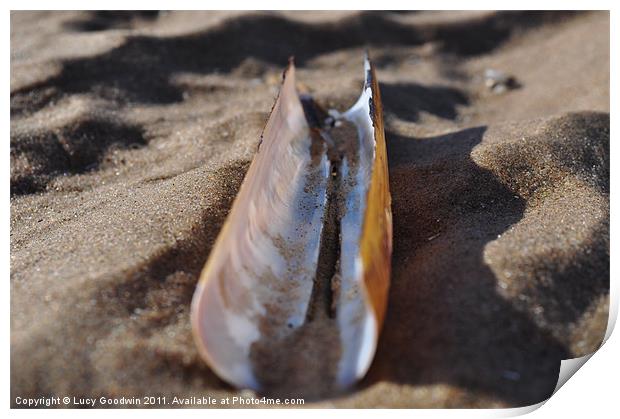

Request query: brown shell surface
[{"left": 360, "top": 61, "right": 392, "bottom": 329}]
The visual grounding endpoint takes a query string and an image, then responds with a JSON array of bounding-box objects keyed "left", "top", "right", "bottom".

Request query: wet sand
[{"left": 10, "top": 11, "right": 609, "bottom": 407}]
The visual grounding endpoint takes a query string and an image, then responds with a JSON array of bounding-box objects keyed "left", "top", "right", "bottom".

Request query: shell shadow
[
  {"left": 380, "top": 82, "right": 469, "bottom": 122},
  {"left": 361, "top": 126, "right": 569, "bottom": 407}
]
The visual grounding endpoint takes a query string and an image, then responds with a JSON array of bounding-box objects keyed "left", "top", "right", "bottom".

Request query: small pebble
[{"left": 484, "top": 68, "right": 519, "bottom": 94}]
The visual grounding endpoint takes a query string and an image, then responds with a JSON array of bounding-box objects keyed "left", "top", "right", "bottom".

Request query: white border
[{"left": 4, "top": 3, "right": 617, "bottom": 418}]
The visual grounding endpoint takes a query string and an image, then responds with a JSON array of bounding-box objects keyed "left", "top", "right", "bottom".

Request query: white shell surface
[
  {"left": 335, "top": 57, "right": 380, "bottom": 387},
  {"left": 191, "top": 64, "right": 330, "bottom": 390}
]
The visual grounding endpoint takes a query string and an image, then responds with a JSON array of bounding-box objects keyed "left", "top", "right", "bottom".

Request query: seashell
[{"left": 191, "top": 54, "right": 392, "bottom": 397}]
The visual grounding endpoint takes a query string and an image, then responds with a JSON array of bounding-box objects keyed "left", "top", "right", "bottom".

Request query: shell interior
[{"left": 191, "top": 56, "right": 391, "bottom": 397}]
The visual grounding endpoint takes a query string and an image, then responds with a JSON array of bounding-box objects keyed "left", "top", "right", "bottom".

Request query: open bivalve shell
[{"left": 191, "top": 55, "right": 392, "bottom": 397}]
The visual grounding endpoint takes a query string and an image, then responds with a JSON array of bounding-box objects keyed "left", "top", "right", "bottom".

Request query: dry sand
[{"left": 10, "top": 11, "right": 609, "bottom": 408}]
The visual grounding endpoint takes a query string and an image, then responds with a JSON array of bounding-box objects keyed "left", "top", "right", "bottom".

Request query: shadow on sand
[
  {"left": 12, "top": 11, "right": 579, "bottom": 112},
  {"left": 361, "top": 126, "right": 568, "bottom": 407}
]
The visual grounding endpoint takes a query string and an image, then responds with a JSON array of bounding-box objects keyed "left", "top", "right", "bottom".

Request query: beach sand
[{"left": 10, "top": 11, "right": 609, "bottom": 408}]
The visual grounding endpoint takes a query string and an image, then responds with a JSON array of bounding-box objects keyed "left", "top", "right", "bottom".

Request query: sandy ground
[{"left": 10, "top": 11, "right": 609, "bottom": 408}]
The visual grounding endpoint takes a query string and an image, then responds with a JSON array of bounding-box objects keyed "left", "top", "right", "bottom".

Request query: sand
[{"left": 10, "top": 11, "right": 609, "bottom": 408}]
